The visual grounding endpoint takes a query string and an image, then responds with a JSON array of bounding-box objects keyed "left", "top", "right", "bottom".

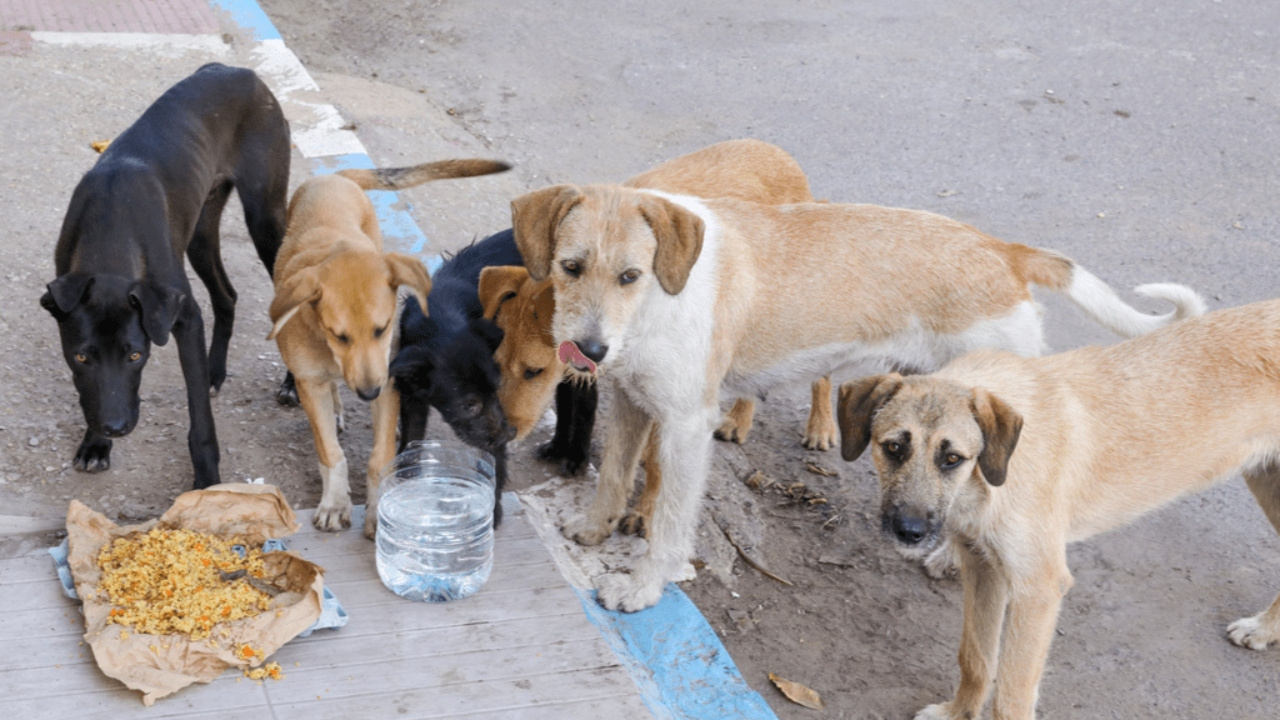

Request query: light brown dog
[
  {"left": 510, "top": 180, "right": 1203, "bottom": 612},
  {"left": 481, "top": 139, "right": 836, "bottom": 451},
  {"left": 835, "top": 298, "right": 1280, "bottom": 720},
  {"left": 269, "top": 159, "right": 508, "bottom": 535}
]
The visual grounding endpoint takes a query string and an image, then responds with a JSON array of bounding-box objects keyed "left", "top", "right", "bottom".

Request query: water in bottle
[{"left": 375, "top": 442, "right": 496, "bottom": 602}]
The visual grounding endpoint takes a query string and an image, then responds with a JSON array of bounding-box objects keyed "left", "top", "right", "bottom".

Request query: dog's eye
[
  {"left": 335, "top": 332, "right": 351, "bottom": 345},
  {"left": 374, "top": 324, "right": 389, "bottom": 339},
  {"left": 940, "top": 453, "right": 965, "bottom": 469},
  {"left": 561, "top": 260, "right": 582, "bottom": 277},
  {"left": 523, "top": 367, "right": 544, "bottom": 380},
  {"left": 128, "top": 352, "right": 142, "bottom": 362},
  {"left": 619, "top": 269, "right": 641, "bottom": 285},
  {"left": 882, "top": 441, "right": 902, "bottom": 458},
  {"left": 74, "top": 353, "right": 88, "bottom": 364},
  {"left": 462, "top": 401, "right": 482, "bottom": 417}
]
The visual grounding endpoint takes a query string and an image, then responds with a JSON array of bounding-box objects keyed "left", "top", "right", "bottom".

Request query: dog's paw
[
  {"left": 275, "top": 374, "right": 300, "bottom": 407},
  {"left": 802, "top": 416, "right": 838, "bottom": 451},
  {"left": 1228, "top": 614, "right": 1280, "bottom": 650},
  {"left": 914, "top": 702, "right": 957, "bottom": 720},
  {"left": 313, "top": 500, "right": 352, "bottom": 532},
  {"left": 618, "top": 512, "right": 648, "bottom": 538},
  {"left": 563, "top": 513, "right": 613, "bottom": 546},
  {"left": 923, "top": 539, "right": 961, "bottom": 580},
  {"left": 713, "top": 416, "right": 750, "bottom": 444},
  {"left": 596, "top": 572, "right": 664, "bottom": 613},
  {"left": 363, "top": 508, "right": 378, "bottom": 540},
  {"left": 536, "top": 440, "right": 566, "bottom": 462},
  {"left": 73, "top": 437, "right": 112, "bottom": 473}
]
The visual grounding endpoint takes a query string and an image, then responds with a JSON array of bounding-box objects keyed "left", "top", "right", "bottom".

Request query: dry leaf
[
  {"left": 936, "top": 188, "right": 957, "bottom": 197},
  {"left": 769, "top": 672, "right": 824, "bottom": 710},
  {"left": 745, "top": 470, "right": 775, "bottom": 491},
  {"left": 804, "top": 461, "right": 837, "bottom": 477},
  {"left": 90, "top": 140, "right": 112, "bottom": 153}
]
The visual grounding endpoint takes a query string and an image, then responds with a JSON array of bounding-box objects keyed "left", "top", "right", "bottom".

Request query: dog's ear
[
  {"left": 128, "top": 280, "right": 184, "bottom": 347},
  {"left": 386, "top": 253, "right": 433, "bottom": 313},
  {"left": 389, "top": 343, "right": 435, "bottom": 389},
  {"left": 638, "top": 194, "right": 705, "bottom": 295},
  {"left": 970, "top": 387, "right": 1022, "bottom": 487},
  {"left": 469, "top": 317, "right": 505, "bottom": 353},
  {"left": 41, "top": 274, "right": 95, "bottom": 321},
  {"left": 511, "top": 185, "right": 583, "bottom": 282},
  {"left": 267, "top": 268, "right": 321, "bottom": 340},
  {"left": 479, "top": 266, "right": 529, "bottom": 321},
  {"left": 837, "top": 373, "right": 904, "bottom": 462}
]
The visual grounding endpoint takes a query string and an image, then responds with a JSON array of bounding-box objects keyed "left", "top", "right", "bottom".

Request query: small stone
[{"left": 28, "top": 436, "right": 39, "bottom": 447}]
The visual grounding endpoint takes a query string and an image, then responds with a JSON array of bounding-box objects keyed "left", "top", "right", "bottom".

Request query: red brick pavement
[{"left": 0, "top": 0, "right": 220, "bottom": 34}]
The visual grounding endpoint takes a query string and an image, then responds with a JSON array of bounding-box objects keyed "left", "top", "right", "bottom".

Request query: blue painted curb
[
  {"left": 208, "top": 0, "right": 282, "bottom": 41},
  {"left": 575, "top": 586, "right": 778, "bottom": 720}
]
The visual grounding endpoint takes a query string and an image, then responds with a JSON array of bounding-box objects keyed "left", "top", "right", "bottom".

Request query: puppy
[
  {"left": 511, "top": 186, "right": 1203, "bottom": 612},
  {"left": 389, "top": 228, "right": 521, "bottom": 527},
  {"left": 268, "top": 159, "right": 509, "bottom": 535},
  {"left": 41, "top": 63, "right": 290, "bottom": 488},
  {"left": 832, "top": 297, "right": 1280, "bottom": 720}
]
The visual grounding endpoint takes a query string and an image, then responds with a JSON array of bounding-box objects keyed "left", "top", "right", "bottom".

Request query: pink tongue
[{"left": 558, "top": 341, "right": 597, "bottom": 374}]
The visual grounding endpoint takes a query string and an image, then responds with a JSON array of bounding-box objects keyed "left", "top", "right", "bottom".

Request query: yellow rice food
[{"left": 96, "top": 527, "right": 273, "bottom": 641}]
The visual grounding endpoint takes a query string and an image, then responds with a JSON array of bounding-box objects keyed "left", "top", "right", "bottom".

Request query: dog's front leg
[
  {"left": 564, "top": 385, "right": 650, "bottom": 546},
  {"left": 172, "top": 302, "right": 220, "bottom": 489},
  {"left": 988, "top": 562, "right": 1072, "bottom": 720},
  {"left": 365, "top": 383, "right": 400, "bottom": 539},
  {"left": 297, "top": 377, "right": 351, "bottom": 531},
  {"left": 916, "top": 544, "right": 1009, "bottom": 720},
  {"left": 597, "top": 406, "right": 714, "bottom": 613}
]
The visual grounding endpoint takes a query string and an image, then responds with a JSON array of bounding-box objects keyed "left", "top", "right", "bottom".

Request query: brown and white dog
[
  {"left": 268, "top": 159, "right": 508, "bottom": 534},
  {"left": 836, "top": 298, "right": 1280, "bottom": 720},
  {"left": 482, "top": 139, "right": 836, "bottom": 452},
  {"left": 511, "top": 185, "right": 1203, "bottom": 611}
]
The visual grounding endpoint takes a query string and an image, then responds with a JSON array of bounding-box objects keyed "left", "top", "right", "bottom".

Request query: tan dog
[
  {"left": 834, "top": 298, "right": 1280, "bottom": 720},
  {"left": 510, "top": 183, "right": 1203, "bottom": 612},
  {"left": 481, "top": 139, "right": 836, "bottom": 451},
  {"left": 269, "top": 159, "right": 508, "bottom": 534}
]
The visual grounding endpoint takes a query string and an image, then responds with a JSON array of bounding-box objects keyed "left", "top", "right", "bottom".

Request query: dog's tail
[
  {"left": 338, "top": 159, "right": 511, "bottom": 191},
  {"left": 1016, "top": 245, "right": 1207, "bottom": 337}
]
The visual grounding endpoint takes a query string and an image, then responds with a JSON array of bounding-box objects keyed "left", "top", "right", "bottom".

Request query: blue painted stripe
[
  {"left": 575, "top": 586, "right": 778, "bottom": 720},
  {"left": 306, "top": 155, "right": 433, "bottom": 258},
  {"left": 208, "top": 0, "right": 282, "bottom": 41}
]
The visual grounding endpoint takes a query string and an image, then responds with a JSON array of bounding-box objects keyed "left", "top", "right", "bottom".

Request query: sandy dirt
[{"left": 4, "top": 1, "right": 1279, "bottom": 718}]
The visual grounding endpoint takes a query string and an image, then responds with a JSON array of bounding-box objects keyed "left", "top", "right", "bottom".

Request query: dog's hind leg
[
  {"left": 620, "top": 426, "right": 661, "bottom": 537},
  {"left": 297, "top": 377, "right": 351, "bottom": 531},
  {"left": 802, "top": 376, "right": 839, "bottom": 450},
  {"left": 1229, "top": 466, "right": 1280, "bottom": 650},
  {"left": 234, "top": 127, "right": 294, "bottom": 400},
  {"left": 714, "top": 398, "right": 755, "bottom": 444},
  {"left": 187, "top": 181, "right": 237, "bottom": 394},
  {"left": 564, "top": 385, "right": 650, "bottom": 546}
]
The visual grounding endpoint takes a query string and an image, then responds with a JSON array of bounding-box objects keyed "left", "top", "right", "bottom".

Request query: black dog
[
  {"left": 390, "top": 229, "right": 523, "bottom": 525},
  {"left": 40, "top": 63, "right": 290, "bottom": 489}
]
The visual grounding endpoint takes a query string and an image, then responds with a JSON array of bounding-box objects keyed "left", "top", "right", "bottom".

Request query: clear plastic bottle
[{"left": 375, "top": 442, "right": 496, "bottom": 602}]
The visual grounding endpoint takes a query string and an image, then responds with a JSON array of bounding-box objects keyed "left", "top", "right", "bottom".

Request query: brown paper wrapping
[{"left": 65, "top": 484, "right": 325, "bottom": 705}]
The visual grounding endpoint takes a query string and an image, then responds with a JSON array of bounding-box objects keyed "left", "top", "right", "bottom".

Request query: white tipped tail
[{"left": 1066, "top": 268, "right": 1207, "bottom": 338}]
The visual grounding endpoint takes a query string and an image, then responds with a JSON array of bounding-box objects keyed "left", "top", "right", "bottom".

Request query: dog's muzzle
[{"left": 882, "top": 506, "right": 941, "bottom": 550}]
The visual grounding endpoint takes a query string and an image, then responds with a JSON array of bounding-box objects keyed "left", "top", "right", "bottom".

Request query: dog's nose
[
  {"left": 891, "top": 514, "right": 929, "bottom": 545},
  {"left": 356, "top": 386, "right": 381, "bottom": 402},
  {"left": 577, "top": 339, "right": 609, "bottom": 364},
  {"left": 101, "top": 419, "right": 131, "bottom": 438}
]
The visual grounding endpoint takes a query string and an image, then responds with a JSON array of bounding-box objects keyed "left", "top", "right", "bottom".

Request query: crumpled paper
[{"left": 65, "top": 484, "right": 325, "bottom": 705}]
